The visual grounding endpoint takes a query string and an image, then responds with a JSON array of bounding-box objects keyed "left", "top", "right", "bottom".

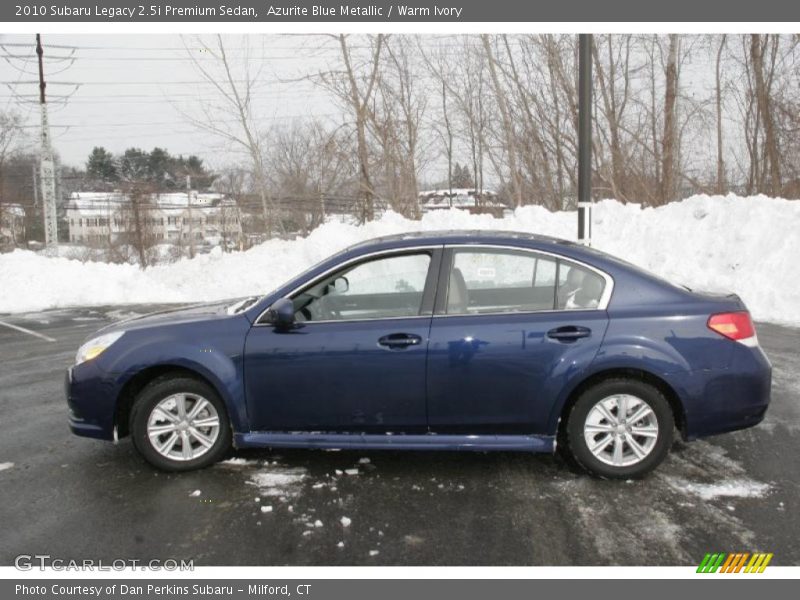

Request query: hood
[{"left": 98, "top": 296, "right": 261, "bottom": 334}]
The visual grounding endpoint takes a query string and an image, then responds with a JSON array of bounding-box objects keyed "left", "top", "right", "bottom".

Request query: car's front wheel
[
  {"left": 130, "top": 376, "right": 231, "bottom": 471},
  {"left": 564, "top": 378, "right": 674, "bottom": 479}
]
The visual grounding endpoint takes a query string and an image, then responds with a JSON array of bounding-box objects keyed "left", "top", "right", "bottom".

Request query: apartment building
[{"left": 66, "top": 191, "right": 242, "bottom": 248}]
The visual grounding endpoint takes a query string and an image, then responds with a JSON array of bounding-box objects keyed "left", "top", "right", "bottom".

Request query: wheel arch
[
  {"left": 554, "top": 367, "right": 687, "bottom": 441},
  {"left": 114, "top": 364, "right": 231, "bottom": 438}
]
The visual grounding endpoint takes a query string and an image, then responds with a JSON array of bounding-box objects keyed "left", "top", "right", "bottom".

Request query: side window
[
  {"left": 445, "top": 249, "right": 557, "bottom": 315},
  {"left": 292, "top": 253, "right": 431, "bottom": 322},
  {"left": 557, "top": 261, "right": 606, "bottom": 310}
]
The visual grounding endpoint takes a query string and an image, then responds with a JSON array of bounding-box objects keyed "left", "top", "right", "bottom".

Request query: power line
[
  {"left": 17, "top": 113, "right": 340, "bottom": 128},
  {"left": 0, "top": 80, "right": 281, "bottom": 85}
]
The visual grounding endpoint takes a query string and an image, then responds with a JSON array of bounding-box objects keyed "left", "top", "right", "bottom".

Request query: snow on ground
[
  {"left": 1, "top": 194, "right": 798, "bottom": 324},
  {"left": 245, "top": 466, "right": 307, "bottom": 497},
  {"left": 664, "top": 477, "right": 771, "bottom": 501}
]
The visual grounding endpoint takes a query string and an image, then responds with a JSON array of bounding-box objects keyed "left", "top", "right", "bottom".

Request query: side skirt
[{"left": 234, "top": 432, "right": 555, "bottom": 453}]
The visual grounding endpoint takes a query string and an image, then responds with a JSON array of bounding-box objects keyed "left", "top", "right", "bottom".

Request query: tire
[
  {"left": 564, "top": 378, "right": 674, "bottom": 479},
  {"left": 130, "top": 375, "right": 232, "bottom": 472}
]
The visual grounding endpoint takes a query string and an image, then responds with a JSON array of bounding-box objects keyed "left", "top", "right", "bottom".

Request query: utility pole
[
  {"left": 32, "top": 163, "right": 38, "bottom": 207},
  {"left": 186, "top": 174, "right": 195, "bottom": 259},
  {"left": 577, "top": 33, "right": 593, "bottom": 245},
  {"left": 318, "top": 184, "right": 326, "bottom": 222},
  {"left": 36, "top": 33, "right": 58, "bottom": 250}
]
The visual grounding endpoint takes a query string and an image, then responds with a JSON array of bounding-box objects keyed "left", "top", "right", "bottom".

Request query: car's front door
[
  {"left": 426, "top": 247, "right": 610, "bottom": 435},
  {"left": 244, "top": 248, "right": 441, "bottom": 433}
]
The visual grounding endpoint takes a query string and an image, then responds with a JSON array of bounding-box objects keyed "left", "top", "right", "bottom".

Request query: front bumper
[{"left": 65, "top": 364, "right": 117, "bottom": 441}]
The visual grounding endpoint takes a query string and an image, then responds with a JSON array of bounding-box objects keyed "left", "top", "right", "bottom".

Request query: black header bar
[{"left": 4, "top": 0, "right": 800, "bottom": 23}]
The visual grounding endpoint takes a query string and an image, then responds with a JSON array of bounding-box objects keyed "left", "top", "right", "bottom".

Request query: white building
[
  {"left": 66, "top": 191, "right": 242, "bottom": 249},
  {"left": 418, "top": 188, "right": 508, "bottom": 216}
]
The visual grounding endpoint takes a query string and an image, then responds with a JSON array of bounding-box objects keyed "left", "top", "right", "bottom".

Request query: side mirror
[{"left": 268, "top": 298, "right": 295, "bottom": 330}]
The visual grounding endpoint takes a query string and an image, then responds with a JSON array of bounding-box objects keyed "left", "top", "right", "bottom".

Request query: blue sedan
[{"left": 66, "top": 231, "right": 771, "bottom": 478}]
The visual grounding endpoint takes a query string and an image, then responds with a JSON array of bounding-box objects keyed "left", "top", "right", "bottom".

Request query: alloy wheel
[
  {"left": 582, "top": 394, "right": 659, "bottom": 467},
  {"left": 146, "top": 393, "right": 221, "bottom": 461}
]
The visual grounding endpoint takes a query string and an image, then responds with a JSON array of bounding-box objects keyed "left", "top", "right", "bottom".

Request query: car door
[
  {"left": 426, "top": 246, "right": 610, "bottom": 435},
  {"left": 243, "top": 248, "right": 441, "bottom": 433}
]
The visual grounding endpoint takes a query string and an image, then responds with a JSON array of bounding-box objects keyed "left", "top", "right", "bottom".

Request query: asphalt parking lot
[{"left": 0, "top": 305, "right": 798, "bottom": 566}]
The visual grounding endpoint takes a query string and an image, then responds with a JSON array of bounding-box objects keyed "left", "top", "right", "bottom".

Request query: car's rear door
[
  {"left": 426, "top": 246, "right": 610, "bottom": 435},
  {"left": 243, "top": 247, "right": 442, "bottom": 433}
]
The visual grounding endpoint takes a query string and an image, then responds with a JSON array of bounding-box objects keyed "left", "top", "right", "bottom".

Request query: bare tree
[
  {"left": 118, "top": 183, "right": 157, "bottom": 268},
  {"left": 715, "top": 35, "right": 728, "bottom": 194},
  {"left": 659, "top": 34, "right": 680, "bottom": 205},
  {"left": 265, "top": 120, "right": 355, "bottom": 231},
  {"left": 0, "top": 111, "right": 24, "bottom": 248},
  {"left": 312, "top": 34, "right": 384, "bottom": 222},
  {"left": 750, "top": 34, "right": 782, "bottom": 195},
  {"left": 482, "top": 35, "right": 524, "bottom": 208},
  {"left": 181, "top": 34, "right": 282, "bottom": 237},
  {"left": 374, "top": 37, "right": 427, "bottom": 217}
]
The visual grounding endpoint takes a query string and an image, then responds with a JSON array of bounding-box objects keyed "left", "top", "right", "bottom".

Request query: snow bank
[{"left": 1, "top": 194, "right": 798, "bottom": 325}]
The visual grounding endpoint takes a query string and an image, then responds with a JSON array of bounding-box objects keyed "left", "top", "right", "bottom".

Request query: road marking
[{"left": 0, "top": 319, "right": 57, "bottom": 342}]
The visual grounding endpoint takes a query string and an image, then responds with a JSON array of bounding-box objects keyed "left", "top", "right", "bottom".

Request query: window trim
[
  {"left": 434, "top": 243, "right": 614, "bottom": 317},
  {"left": 254, "top": 245, "right": 443, "bottom": 326}
]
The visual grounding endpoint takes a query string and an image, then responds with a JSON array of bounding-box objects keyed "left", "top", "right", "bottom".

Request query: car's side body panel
[
  {"left": 67, "top": 313, "right": 252, "bottom": 438},
  {"left": 426, "top": 310, "right": 609, "bottom": 434},
  {"left": 243, "top": 316, "right": 433, "bottom": 432}
]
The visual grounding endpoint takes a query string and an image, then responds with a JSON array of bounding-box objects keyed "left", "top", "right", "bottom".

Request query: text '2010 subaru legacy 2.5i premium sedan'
[{"left": 66, "top": 231, "right": 771, "bottom": 478}]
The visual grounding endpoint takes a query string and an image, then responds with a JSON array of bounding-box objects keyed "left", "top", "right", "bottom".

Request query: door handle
[
  {"left": 547, "top": 326, "right": 591, "bottom": 342},
  {"left": 378, "top": 333, "right": 422, "bottom": 349}
]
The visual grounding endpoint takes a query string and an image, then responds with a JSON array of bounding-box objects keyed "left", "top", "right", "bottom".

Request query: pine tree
[
  {"left": 452, "top": 162, "right": 473, "bottom": 188},
  {"left": 86, "top": 147, "right": 118, "bottom": 182}
]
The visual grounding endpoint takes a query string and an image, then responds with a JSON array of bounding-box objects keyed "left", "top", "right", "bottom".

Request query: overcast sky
[
  {"left": 1, "top": 33, "right": 729, "bottom": 188},
  {"left": 0, "top": 33, "right": 346, "bottom": 170}
]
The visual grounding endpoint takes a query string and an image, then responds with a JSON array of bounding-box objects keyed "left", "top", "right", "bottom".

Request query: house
[
  {"left": 418, "top": 188, "right": 508, "bottom": 217},
  {"left": 66, "top": 191, "right": 242, "bottom": 249}
]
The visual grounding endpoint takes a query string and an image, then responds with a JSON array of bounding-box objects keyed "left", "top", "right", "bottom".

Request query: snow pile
[{"left": 1, "top": 194, "right": 798, "bottom": 324}]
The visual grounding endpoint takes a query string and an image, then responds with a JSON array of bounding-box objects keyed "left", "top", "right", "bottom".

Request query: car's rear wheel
[
  {"left": 565, "top": 378, "right": 674, "bottom": 479},
  {"left": 130, "top": 376, "right": 231, "bottom": 471}
]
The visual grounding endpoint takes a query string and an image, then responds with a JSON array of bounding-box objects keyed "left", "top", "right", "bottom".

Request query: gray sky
[
  {"left": 1, "top": 33, "right": 732, "bottom": 188},
  {"left": 0, "top": 33, "right": 345, "bottom": 170}
]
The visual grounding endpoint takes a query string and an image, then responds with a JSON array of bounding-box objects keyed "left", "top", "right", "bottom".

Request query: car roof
[{"left": 344, "top": 230, "right": 578, "bottom": 251}]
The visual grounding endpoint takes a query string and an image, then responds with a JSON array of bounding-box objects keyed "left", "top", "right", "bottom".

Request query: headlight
[{"left": 75, "top": 331, "right": 125, "bottom": 366}]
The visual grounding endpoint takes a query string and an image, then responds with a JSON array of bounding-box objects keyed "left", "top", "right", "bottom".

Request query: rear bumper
[{"left": 674, "top": 343, "right": 772, "bottom": 440}]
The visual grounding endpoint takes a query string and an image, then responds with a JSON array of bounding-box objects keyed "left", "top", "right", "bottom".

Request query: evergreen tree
[
  {"left": 452, "top": 162, "right": 473, "bottom": 188},
  {"left": 118, "top": 148, "right": 150, "bottom": 182},
  {"left": 86, "top": 147, "right": 118, "bottom": 182}
]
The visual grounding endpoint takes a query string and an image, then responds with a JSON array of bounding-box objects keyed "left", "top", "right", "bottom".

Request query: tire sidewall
[
  {"left": 566, "top": 379, "right": 674, "bottom": 479},
  {"left": 130, "top": 377, "right": 232, "bottom": 472}
]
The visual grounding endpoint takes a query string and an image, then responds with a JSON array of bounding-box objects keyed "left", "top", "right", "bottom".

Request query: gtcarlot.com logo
[
  {"left": 697, "top": 552, "right": 773, "bottom": 573},
  {"left": 14, "top": 554, "right": 193, "bottom": 571}
]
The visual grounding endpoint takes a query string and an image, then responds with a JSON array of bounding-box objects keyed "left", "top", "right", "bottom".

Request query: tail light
[{"left": 707, "top": 311, "right": 758, "bottom": 346}]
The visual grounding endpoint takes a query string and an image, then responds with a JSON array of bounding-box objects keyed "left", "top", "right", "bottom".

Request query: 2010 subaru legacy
[{"left": 66, "top": 231, "right": 771, "bottom": 478}]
